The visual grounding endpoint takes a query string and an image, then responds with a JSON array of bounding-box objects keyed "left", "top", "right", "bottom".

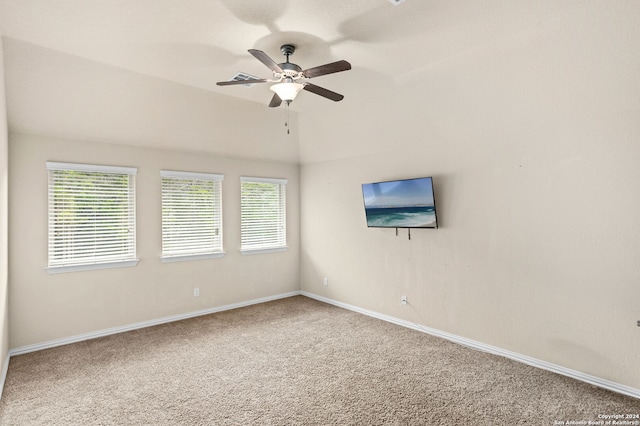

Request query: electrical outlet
[
  {"left": 194, "top": 288, "right": 200, "bottom": 297},
  {"left": 401, "top": 295, "right": 407, "bottom": 305},
  {"left": 323, "top": 277, "right": 328, "bottom": 286}
]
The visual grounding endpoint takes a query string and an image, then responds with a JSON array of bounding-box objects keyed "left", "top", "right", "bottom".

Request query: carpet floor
[{"left": 0, "top": 296, "right": 638, "bottom": 425}]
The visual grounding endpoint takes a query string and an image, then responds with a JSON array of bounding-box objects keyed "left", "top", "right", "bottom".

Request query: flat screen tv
[{"left": 362, "top": 177, "right": 437, "bottom": 229}]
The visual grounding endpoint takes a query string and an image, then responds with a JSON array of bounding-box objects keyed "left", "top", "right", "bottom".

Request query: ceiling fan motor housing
[
  {"left": 278, "top": 44, "right": 302, "bottom": 78},
  {"left": 279, "top": 62, "right": 302, "bottom": 78}
]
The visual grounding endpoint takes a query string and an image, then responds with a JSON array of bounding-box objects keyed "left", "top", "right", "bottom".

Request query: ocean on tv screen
[{"left": 365, "top": 205, "right": 436, "bottom": 228}]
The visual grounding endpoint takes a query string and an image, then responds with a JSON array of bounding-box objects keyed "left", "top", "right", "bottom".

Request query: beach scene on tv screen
[{"left": 362, "top": 178, "right": 437, "bottom": 228}]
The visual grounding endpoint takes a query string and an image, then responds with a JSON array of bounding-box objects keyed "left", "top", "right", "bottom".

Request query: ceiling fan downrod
[{"left": 280, "top": 44, "right": 295, "bottom": 63}]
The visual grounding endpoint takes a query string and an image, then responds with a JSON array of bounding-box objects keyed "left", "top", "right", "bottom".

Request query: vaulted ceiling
[
  {"left": 1, "top": 0, "right": 632, "bottom": 164},
  {"left": 2, "top": 1, "right": 576, "bottom": 100}
]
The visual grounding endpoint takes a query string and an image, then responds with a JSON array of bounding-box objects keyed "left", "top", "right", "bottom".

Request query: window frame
[
  {"left": 160, "top": 170, "right": 225, "bottom": 263},
  {"left": 46, "top": 161, "right": 139, "bottom": 274},
  {"left": 240, "top": 176, "right": 288, "bottom": 255}
]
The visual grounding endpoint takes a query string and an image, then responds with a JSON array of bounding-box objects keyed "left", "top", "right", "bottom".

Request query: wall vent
[{"left": 229, "top": 72, "right": 261, "bottom": 87}]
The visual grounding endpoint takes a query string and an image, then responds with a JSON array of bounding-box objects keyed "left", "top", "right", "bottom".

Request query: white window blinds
[
  {"left": 240, "top": 177, "right": 287, "bottom": 253},
  {"left": 47, "top": 162, "right": 137, "bottom": 272},
  {"left": 161, "top": 171, "right": 224, "bottom": 261}
]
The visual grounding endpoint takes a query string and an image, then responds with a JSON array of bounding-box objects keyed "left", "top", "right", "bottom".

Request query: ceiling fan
[{"left": 217, "top": 44, "right": 351, "bottom": 107}]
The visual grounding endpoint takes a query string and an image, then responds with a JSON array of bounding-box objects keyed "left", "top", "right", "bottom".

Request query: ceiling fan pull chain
[{"left": 285, "top": 102, "right": 290, "bottom": 134}]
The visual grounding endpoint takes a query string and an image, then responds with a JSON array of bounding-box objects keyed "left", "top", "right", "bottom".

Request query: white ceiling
[
  {"left": 1, "top": 0, "right": 586, "bottom": 102},
  {"left": 0, "top": 0, "right": 622, "bottom": 163}
]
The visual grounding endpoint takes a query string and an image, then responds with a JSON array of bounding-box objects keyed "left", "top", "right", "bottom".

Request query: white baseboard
[
  {"left": 8, "top": 291, "right": 301, "bottom": 357},
  {"left": 301, "top": 291, "right": 640, "bottom": 400},
  {"left": 3, "top": 290, "right": 638, "bottom": 402}
]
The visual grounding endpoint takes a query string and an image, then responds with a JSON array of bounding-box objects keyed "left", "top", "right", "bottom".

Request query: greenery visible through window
[
  {"left": 161, "top": 171, "right": 224, "bottom": 261},
  {"left": 240, "top": 177, "right": 287, "bottom": 253},
  {"left": 47, "top": 162, "right": 137, "bottom": 272}
]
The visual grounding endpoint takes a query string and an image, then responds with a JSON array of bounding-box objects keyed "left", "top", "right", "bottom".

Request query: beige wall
[
  {"left": 300, "top": 2, "right": 640, "bottom": 389},
  {"left": 8, "top": 133, "right": 300, "bottom": 348},
  {"left": 0, "top": 38, "right": 9, "bottom": 386}
]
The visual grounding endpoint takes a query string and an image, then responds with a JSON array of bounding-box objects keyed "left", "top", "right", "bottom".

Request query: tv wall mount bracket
[{"left": 396, "top": 228, "right": 411, "bottom": 240}]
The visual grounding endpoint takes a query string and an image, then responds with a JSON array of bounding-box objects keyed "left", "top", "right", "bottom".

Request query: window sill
[
  {"left": 161, "top": 252, "right": 225, "bottom": 263},
  {"left": 46, "top": 259, "right": 140, "bottom": 274},
  {"left": 240, "top": 246, "right": 288, "bottom": 256}
]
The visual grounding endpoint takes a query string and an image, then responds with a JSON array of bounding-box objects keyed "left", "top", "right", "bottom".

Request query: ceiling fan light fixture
[
  {"left": 270, "top": 81, "right": 304, "bottom": 102},
  {"left": 217, "top": 45, "right": 350, "bottom": 107}
]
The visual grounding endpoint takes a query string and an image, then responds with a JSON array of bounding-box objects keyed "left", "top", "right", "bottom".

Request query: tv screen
[{"left": 362, "top": 177, "right": 437, "bottom": 229}]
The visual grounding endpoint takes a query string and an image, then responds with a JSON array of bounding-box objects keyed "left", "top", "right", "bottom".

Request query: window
[
  {"left": 47, "top": 162, "right": 138, "bottom": 273},
  {"left": 240, "top": 177, "right": 287, "bottom": 254},
  {"left": 161, "top": 170, "right": 224, "bottom": 262}
]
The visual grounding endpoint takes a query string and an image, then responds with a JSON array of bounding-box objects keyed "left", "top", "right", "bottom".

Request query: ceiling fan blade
[
  {"left": 216, "top": 78, "right": 267, "bottom": 86},
  {"left": 302, "top": 60, "right": 351, "bottom": 79},
  {"left": 248, "top": 49, "right": 284, "bottom": 74},
  {"left": 268, "top": 93, "right": 283, "bottom": 108},
  {"left": 303, "top": 83, "right": 344, "bottom": 102}
]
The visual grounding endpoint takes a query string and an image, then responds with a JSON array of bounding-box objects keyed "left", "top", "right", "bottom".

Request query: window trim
[
  {"left": 161, "top": 252, "right": 225, "bottom": 263},
  {"left": 240, "top": 176, "right": 288, "bottom": 255},
  {"left": 160, "top": 170, "right": 224, "bottom": 181},
  {"left": 240, "top": 176, "right": 288, "bottom": 185},
  {"left": 240, "top": 246, "right": 288, "bottom": 256},
  {"left": 46, "top": 161, "right": 137, "bottom": 175},
  {"left": 160, "top": 170, "right": 225, "bottom": 263},
  {"left": 47, "top": 259, "right": 139, "bottom": 274},
  {"left": 46, "top": 161, "right": 138, "bottom": 274}
]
